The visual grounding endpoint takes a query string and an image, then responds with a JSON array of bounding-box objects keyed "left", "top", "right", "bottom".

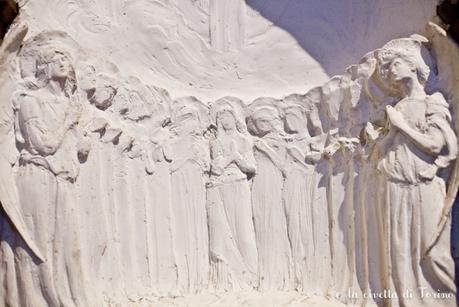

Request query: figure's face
[
  {"left": 284, "top": 109, "right": 305, "bottom": 133},
  {"left": 254, "top": 115, "right": 274, "bottom": 135},
  {"left": 218, "top": 111, "right": 236, "bottom": 131},
  {"left": 388, "top": 58, "right": 415, "bottom": 84},
  {"left": 79, "top": 65, "right": 97, "bottom": 91},
  {"left": 48, "top": 52, "right": 72, "bottom": 79}
]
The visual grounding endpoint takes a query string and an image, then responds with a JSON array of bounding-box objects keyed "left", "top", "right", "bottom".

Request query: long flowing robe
[
  {"left": 169, "top": 135, "right": 210, "bottom": 294},
  {"left": 251, "top": 134, "right": 293, "bottom": 291},
  {"left": 207, "top": 135, "right": 258, "bottom": 290},
  {"left": 7, "top": 89, "right": 98, "bottom": 307},
  {"left": 283, "top": 136, "right": 330, "bottom": 295},
  {"left": 376, "top": 93, "right": 456, "bottom": 307}
]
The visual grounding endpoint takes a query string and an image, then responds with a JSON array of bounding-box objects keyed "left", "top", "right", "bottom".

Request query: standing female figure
[
  {"left": 373, "top": 39, "right": 457, "bottom": 307},
  {"left": 12, "top": 38, "right": 97, "bottom": 306},
  {"left": 207, "top": 97, "right": 258, "bottom": 291},
  {"left": 167, "top": 96, "right": 210, "bottom": 294},
  {"left": 247, "top": 98, "right": 293, "bottom": 291},
  {"left": 282, "top": 98, "right": 330, "bottom": 295}
]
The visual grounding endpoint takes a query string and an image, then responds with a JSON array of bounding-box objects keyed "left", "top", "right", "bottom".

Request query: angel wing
[
  {"left": 426, "top": 22, "right": 459, "bottom": 251},
  {"left": 0, "top": 22, "right": 45, "bottom": 262}
]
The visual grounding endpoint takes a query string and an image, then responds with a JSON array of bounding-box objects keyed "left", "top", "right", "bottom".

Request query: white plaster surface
[
  {"left": 17, "top": 0, "right": 438, "bottom": 101},
  {"left": 0, "top": 1, "right": 458, "bottom": 307}
]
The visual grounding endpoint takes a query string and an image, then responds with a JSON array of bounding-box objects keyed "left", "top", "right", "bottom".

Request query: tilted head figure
[
  {"left": 76, "top": 60, "right": 97, "bottom": 93},
  {"left": 218, "top": 108, "right": 237, "bottom": 132},
  {"left": 211, "top": 96, "right": 248, "bottom": 135},
  {"left": 36, "top": 48, "right": 76, "bottom": 94},
  {"left": 171, "top": 96, "right": 209, "bottom": 136},
  {"left": 40, "top": 49, "right": 72, "bottom": 78},
  {"left": 247, "top": 97, "right": 284, "bottom": 137},
  {"left": 282, "top": 94, "right": 309, "bottom": 135},
  {"left": 373, "top": 35, "right": 432, "bottom": 97},
  {"left": 18, "top": 31, "right": 80, "bottom": 94}
]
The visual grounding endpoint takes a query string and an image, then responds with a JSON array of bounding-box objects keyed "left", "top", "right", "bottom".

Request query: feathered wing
[
  {"left": 0, "top": 22, "right": 45, "bottom": 262},
  {"left": 427, "top": 23, "right": 459, "bottom": 251}
]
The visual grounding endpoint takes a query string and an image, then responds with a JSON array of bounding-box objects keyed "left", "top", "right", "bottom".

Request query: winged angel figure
[
  {"left": 0, "top": 22, "right": 43, "bottom": 259},
  {"left": 304, "top": 32, "right": 459, "bottom": 307},
  {"left": 0, "top": 25, "right": 99, "bottom": 306},
  {"left": 355, "top": 35, "right": 458, "bottom": 307}
]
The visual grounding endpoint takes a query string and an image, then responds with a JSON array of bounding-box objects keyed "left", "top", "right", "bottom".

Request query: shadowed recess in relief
[
  {"left": 437, "top": 0, "right": 459, "bottom": 43},
  {"left": 1, "top": 2, "right": 459, "bottom": 307},
  {"left": 249, "top": 0, "right": 459, "bottom": 294},
  {"left": 0, "top": 0, "right": 18, "bottom": 44}
]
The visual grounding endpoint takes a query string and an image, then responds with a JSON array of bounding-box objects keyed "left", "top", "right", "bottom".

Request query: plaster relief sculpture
[
  {"left": 324, "top": 135, "right": 362, "bottom": 304},
  {"left": 207, "top": 96, "right": 258, "bottom": 291},
  {"left": 10, "top": 31, "right": 98, "bottom": 306},
  {"left": 247, "top": 98, "right": 293, "bottom": 291},
  {"left": 281, "top": 94, "right": 330, "bottom": 295},
  {"left": 209, "top": 0, "right": 246, "bottom": 51},
  {"left": 0, "top": 15, "right": 459, "bottom": 307},
  {"left": 370, "top": 38, "right": 458, "bottom": 307},
  {"left": 167, "top": 96, "right": 211, "bottom": 294},
  {"left": 0, "top": 23, "right": 49, "bottom": 307}
]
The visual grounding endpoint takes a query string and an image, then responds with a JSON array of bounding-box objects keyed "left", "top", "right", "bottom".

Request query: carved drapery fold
[{"left": 0, "top": 22, "right": 458, "bottom": 307}]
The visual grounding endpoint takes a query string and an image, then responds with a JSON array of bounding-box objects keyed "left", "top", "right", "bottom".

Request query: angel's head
[
  {"left": 386, "top": 55, "right": 428, "bottom": 89},
  {"left": 282, "top": 95, "right": 308, "bottom": 135},
  {"left": 217, "top": 108, "right": 238, "bottom": 132},
  {"left": 47, "top": 50, "right": 72, "bottom": 79},
  {"left": 374, "top": 37, "right": 431, "bottom": 97},
  {"left": 36, "top": 47, "right": 76, "bottom": 94},
  {"left": 211, "top": 97, "right": 248, "bottom": 137},
  {"left": 171, "top": 105, "right": 202, "bottom": 136},
  {"left": 248, "top": 106, "right": 283, "bottom": 137}
]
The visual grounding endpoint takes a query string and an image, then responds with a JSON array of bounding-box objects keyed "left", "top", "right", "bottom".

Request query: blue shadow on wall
[
  {"left": 246, "top": 0, "right": 458, "bottom": 295},
  {"left": 245, "top": 0, "right": 437, "bottom": 77}
]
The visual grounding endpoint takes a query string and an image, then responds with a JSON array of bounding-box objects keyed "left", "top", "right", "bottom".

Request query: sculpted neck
[
  {"left": 46, "top": 78, "right": 67, "bottom": 97},
  {"left": 399, "top": 77, "right": 425, "bottom": 99}
]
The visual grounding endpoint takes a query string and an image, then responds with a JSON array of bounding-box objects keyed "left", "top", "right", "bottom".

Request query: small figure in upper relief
[
  {"left": 281, "top": 95, "right": 330, "bottom": 295},
  {"left": 247, "top": 98, "right": 293, "bottom": 291},
  {"left": 166, "top": 96, "right": 210, "bottom": 294},
  {"left": 12, "top": 32, "right": 99, "bottom": 307},
  {"left": 372, "top": 37, "right": 458, "bottom": 307},
  {"left": 207, "top": 96, "right": 258, "bottom": 291}
]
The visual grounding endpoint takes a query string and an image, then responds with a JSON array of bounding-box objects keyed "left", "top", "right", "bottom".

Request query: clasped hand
[{"left": 386, "top": 105, "right": 406, "bottom": 129}]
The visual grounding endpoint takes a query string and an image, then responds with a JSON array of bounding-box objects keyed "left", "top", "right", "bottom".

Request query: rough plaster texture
[{"left": 0, "top": 1, "right": 458, "bottom": 307}]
